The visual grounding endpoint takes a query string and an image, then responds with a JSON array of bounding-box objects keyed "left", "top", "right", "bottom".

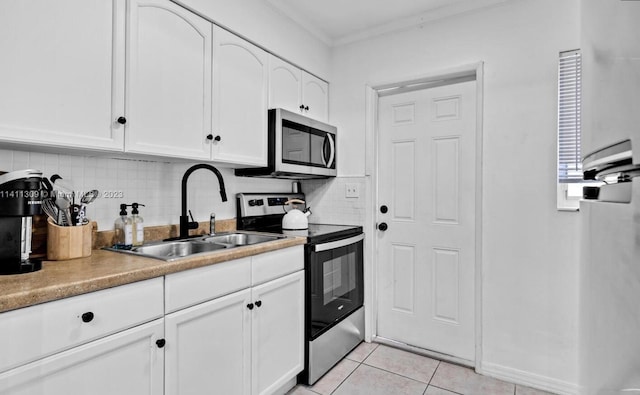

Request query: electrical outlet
[{"left": 345, "top": 183, "right": 359, "bottom": 198}]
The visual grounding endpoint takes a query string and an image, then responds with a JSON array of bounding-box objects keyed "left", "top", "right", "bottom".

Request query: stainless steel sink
[
  {"left": 201, "top": 233, "right": 284, "bottom": 246},
  {"left": 105, "top": 232, "right": 285, "bottom": 261}
]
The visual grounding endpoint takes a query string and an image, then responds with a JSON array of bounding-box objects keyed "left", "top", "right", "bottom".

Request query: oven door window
[{"left": 309, "top": 240, "right": 363, "bottom": 339}]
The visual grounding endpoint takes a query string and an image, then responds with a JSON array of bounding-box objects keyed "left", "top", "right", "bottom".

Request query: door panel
[
  {"left": 252, "top": 271, "right": 304, "bottom": 395},
  {"left": 165, "top": 289, "right": 252, "bottom": 395},
  {"left": 213, "top": 27, "right": 268, "bottom": 167},
  {"left": 377, "top": 80, "right": 476, "bottom": 361},
  {"left": 0, "top": 320, "right": 164, "bottom": 395},
  {"left": 126, "top": 0, "right": 212, "bottom": 159},
  {"left": 0, "top": 0, "right": 124, "bottom": 151}
]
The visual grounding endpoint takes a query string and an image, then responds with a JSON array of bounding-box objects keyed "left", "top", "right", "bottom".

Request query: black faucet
[{"left": 180, "top": 164, "right": 227, "bottom": 238}]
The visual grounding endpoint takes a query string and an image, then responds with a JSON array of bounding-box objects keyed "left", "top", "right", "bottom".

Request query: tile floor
[{"left": 288, "top": 343, "right": 554, "bottom": 395}]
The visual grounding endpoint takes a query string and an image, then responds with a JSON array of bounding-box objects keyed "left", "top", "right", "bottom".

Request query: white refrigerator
[{"left": 579, "top": 0, "right": 640, "bottom": 393}]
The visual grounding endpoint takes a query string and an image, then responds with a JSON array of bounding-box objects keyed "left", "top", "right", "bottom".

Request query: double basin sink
[{"left": 106, "top": 232, "right": 286, "bottom": 262}]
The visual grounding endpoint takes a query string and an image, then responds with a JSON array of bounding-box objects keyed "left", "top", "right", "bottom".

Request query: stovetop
[{"left": 236, "top": 193, "right": 362, "bottom": 243}]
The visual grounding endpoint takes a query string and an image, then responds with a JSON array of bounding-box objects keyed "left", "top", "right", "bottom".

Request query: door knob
[{"left": 378, "top": 222, "right": 388, "bottom": 231}]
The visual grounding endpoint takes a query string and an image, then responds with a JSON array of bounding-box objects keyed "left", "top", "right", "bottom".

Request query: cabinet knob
[
  {"left": 299, "top": 104, "right": 305, "bottom": 110},
  {"left": 255, "top": 300, "right": 262, "bottom": 308},
  {"left": 304, "top": 105, "right": 309, "bottom": 111},
  {"left": 380, "top": 205, "right": 388, "bottom": 214},
  {"left": 116, "top": 116, "right": 127, "bottom": 125},
  {"left": 247, "top": 303, "right": 254, "bottom": 310},
  {"left": 81, "top": 312, "right": 94, "bottom": 323},
  {"left": 156, "top": 339, "right": 166, "bottom": 348},
  {"left": 207, "top": 134, "right": 221, "bottom": 142},
  {"left": 378, "top": 222, "right": 388, "bottom": 231},
  {"left": 206, "top": 134, "right": 213, "bottom": 140}
]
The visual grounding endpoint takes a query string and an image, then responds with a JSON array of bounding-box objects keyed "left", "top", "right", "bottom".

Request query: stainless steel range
[{"left": 236, "top": 193, "right": 365, "bottom": 385}]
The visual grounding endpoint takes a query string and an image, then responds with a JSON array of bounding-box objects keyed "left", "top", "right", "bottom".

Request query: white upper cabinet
[
  {"left": 212, "top": 27, "right": 269, "bottom": 167},
  {"left": 0, "top": 0, "right": 125, "bottom": 151},
  {"left": 125, "top": 0, "right": 213, "bottom": 160},
  {"left": 269, "top": 56, "right": 302, "bottom": 114},
  {"left": 301, "top": 72, "right": 329, "bottom": 123},
  {"left": 269, "top": 55, "right": 329, "bottom": 123}
]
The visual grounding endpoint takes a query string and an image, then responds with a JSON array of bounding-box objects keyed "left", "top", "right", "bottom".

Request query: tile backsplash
[
  {"left": 0, "top": 149, "right": 366, "bottom": 230},
  {"left": 0, "top": 149, "right": 292, "bottom": 230},
  {"left": 301, "top": 176, "right": 366, "bottom": 226}
]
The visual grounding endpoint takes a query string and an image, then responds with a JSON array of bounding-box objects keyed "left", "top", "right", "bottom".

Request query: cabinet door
[
  {"left": 0, "top": 0, "right": 125, "bottom": 151},
  {"left": 251, "top": 271, "right": 304, "bottom": 395},
  {"left": 165, "top": 288, "right": 252, "bottom": 395},
  {"left": 126, "top": 0, "right": 212, "bottom": 160},
  {"left": 0, "top": 319, "right": 164, "bottom": 395},
  {"left": 301, "top": 72, "right": 329, "bottom": 123},
  {"left": 213, "top": 27, "right": 269, "bottom": 167},
  {"left": 268, "top": 55, "right": 302, "bottom": 113}
]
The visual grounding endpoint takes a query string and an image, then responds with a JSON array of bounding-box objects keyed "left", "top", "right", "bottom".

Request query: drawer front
[
  {"left": 252, "top": 245, "right": 304, "bottom": 286},
  {"left": 165, "top": 257, "right": 251, "bottom": 313},
  {"left": 0, "top": 277, "right": 163, "bottom": 373}
]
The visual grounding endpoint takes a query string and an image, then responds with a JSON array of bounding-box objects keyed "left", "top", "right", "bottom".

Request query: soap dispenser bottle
[
  {"left": 131, "top": 203, "right": 145, "bottom": 247},
  {"left": 114, "top": 204, "right": 133, "bottom": 249}
]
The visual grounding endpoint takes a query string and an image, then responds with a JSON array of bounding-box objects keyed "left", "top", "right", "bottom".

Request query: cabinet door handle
[
  {"left": 247, "top": 303, "right": 254, "bottom": 310},
  {"left": 156, "top": 339, "right": 166, "bottom": 348},
  {"left": 116, "top": 116, "right": 127, "bottom": 125},
  {"left": 81, "top": 312, "right": 94, "bottom": 323},
  {"left": 255, "top": 300, "right": 262, "bottom": 308}
]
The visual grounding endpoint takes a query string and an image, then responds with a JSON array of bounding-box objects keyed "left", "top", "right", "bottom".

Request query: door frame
[{"left": 363, "top": 62, "right": 484, "bottom": 370}]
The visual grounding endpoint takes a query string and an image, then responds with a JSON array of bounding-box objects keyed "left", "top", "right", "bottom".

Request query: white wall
[
  {"left": 172, "top": 0, "right": 331, "bottom": 79},
  {"left": 330, "top": 0, "right": 580, "bottom": 392}
]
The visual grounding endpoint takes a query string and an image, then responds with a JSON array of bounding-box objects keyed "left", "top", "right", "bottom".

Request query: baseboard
[{"left": 479, "top": 362, "right": 578, "bottom": 395}]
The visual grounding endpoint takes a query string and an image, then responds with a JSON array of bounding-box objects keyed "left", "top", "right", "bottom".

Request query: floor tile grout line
[
  {"left": 360, "top": 359, "right": 440, "bottom": 387},
  {"left": 355, "top": 362, "right": 437, "bottom": 391},
  {"left": 427, "top": 383, "right": 465, "bottom": 395},
  {"left": 328, "top": 359, "right": 363, "bottom": 395}
]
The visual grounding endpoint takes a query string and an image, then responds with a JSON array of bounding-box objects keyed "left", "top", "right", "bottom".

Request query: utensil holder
[{"left": 47, "top": 218, "right": 92, "bottom": 260}]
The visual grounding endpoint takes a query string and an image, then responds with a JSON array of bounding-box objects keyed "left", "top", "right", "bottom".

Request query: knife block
[{"left": 47, "top": 218, "right": 92, "bottom": 260}]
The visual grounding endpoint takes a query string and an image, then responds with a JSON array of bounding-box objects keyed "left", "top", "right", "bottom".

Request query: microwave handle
[{"left": 321, "top": 134, "right": 335, "bottom": 168}]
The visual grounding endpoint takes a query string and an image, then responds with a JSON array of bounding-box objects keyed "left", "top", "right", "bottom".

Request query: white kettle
[{"left": 282, "top": 199, "right": 311, "bottom": 230}]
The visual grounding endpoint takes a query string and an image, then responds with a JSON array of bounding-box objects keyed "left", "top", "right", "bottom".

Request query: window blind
[{"left": 557, "top": 50, "right": 582, "bottom": 183}]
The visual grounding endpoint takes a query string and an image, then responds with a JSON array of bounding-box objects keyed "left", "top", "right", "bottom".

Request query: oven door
[{"left": 307, "top": 233, "right": 364, "bottom": 340}]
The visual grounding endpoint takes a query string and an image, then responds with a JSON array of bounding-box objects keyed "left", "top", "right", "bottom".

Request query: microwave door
[{"left": 275, "top": 119, "right": 314, "bottom": 175}]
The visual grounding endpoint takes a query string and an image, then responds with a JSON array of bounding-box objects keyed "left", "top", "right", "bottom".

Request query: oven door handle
[{"left": 314, "top": 233, "right": 364, "bottom": 252}]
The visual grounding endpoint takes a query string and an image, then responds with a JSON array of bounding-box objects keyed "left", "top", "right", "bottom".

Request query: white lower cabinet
[
  {"left": 165, "top": 270, "right": 304, "bottom": 395},
  {"left": 252, "top": 271, "right": 305, "bottom": 395},
  {"left": 165, "top": 246, "right": 305, "bottom": 395},
  {"left": 0, "top": 247, "right": 304, "bottom": 395},
  {"left": 165, "top": 288, "right": 252, "bottom": 395},
  {"left": 0, "top": 319, "right": 164, "bottom": 395}
]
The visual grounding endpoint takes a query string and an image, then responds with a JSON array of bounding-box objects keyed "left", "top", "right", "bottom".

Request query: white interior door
[{"left": 376, "top": 80, "right": 477, "bottom": 362}]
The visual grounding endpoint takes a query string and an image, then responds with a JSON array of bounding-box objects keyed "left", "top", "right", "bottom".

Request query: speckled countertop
[{"left": 0, "top": 234, "right": 306, "bottom": 314}]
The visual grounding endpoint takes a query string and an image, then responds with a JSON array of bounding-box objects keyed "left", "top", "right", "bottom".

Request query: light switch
[{"left": 345, "top": 183, "right": 359, "bottom": 198}]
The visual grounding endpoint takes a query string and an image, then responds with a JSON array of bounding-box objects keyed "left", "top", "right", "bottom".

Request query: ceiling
[{"left": 266, "top": 0, "right": 510, "bottom": 47}]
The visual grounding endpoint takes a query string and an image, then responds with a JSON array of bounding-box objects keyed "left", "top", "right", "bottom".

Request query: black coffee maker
[{"left": 0, "top": 169, "right": 46, "bottom": 274}]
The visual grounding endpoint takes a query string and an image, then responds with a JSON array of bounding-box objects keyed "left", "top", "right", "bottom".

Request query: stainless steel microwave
[{"left": 235, "top": 108, "right": 337, "bottom": 179}]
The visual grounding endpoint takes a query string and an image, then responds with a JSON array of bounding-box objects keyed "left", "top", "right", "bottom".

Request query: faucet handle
[{"left": 209, "top": 212, "right": 216, "bottom": 236}]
